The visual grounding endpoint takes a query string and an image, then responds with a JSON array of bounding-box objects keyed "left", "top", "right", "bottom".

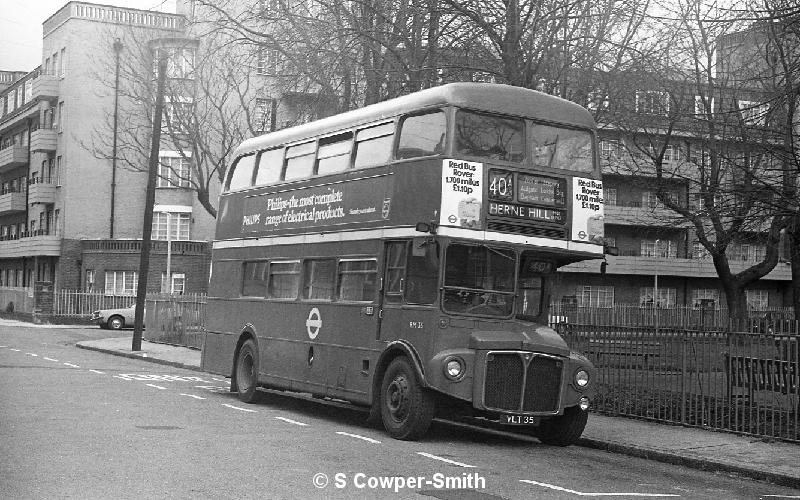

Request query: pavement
[{"left": 53, "top": 333, "right": 800, "bottom": 490}]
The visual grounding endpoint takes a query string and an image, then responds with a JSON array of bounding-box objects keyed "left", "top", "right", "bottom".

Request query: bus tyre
[
  {"left": 535, "top": 406, "right": 588, "bottom": 447},
  {"left": 235, "top": 339, "right": 260, "bottom": 403},
  {"left": 380, "top": 357, "right": 435, "bottom": 441}
]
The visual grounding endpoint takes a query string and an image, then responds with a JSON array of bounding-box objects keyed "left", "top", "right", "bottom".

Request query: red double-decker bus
[{"left": 203, "top": 83, "right": 603, "bottom": 445}]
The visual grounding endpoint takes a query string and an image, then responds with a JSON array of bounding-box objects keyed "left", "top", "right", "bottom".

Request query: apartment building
[
  {"left": 0, "top": 2, "right": 215, "bottom": 294},
  {"left": 555, "top": 71, "right": 793, "bottom": 310}
]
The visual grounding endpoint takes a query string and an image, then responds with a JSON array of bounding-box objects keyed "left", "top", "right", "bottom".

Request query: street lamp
[
  {"left": 654, "top": 239, "right": 660, "bottom": 335},
  {"left": 110, "top": 38, "right": 123, "bottom": 239}
]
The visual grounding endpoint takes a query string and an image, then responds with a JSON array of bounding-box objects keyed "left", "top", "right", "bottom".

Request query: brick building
[{"left": 0, "top": 2, "right": 214, "bottom": 294}]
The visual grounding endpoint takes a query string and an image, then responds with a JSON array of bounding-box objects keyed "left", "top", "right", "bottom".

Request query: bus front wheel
[
  {"left": 534, "top": 406, "right": 588, "bottom": 446},
  {"left": 380, "top": 357, "right": 435, "bottom": 440},
  {"left": 235, "top": 339, "right": 260, "bottom": 403}
]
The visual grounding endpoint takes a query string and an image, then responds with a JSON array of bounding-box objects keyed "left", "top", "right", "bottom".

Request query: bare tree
[
  {"left": 87, "top": 20, "right": 263, "bottom": 218},
  {"left": 603, "top": 0, "right": 795, "bottom": 317}
]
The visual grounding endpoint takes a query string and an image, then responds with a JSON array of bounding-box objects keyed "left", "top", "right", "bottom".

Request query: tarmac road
[{"left": 1, "top": 324, "right": 799, "bottom": 499}]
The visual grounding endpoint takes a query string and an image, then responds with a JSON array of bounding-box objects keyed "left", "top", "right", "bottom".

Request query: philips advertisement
[{"left": 571, "top": 177, "right": 604, "bottom": 244}]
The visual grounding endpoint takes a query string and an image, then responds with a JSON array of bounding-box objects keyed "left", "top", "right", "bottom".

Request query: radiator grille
[
  {"left": 484, "top": 353, "right": 523, "bottom": 410},
  {"left": 522, "top": 356, "right": 563, "bottom": 412},
  {"left": 484, "top": 352, "right": 564, "bottom": 413}
]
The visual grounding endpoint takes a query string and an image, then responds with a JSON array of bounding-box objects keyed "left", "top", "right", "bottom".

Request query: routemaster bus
[{"left": 203, "top": 83, "right": 604, "bottom": 445}]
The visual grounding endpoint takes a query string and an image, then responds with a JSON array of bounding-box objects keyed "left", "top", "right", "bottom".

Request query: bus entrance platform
[{"left": 76, "top": 336, "right": 800, "bottom": 490}]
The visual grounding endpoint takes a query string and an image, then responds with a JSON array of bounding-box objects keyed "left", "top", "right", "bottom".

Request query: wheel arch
[
  {"left": 367, "top": 341, "right": 428, "bottom": 421},
  {"left": 230, "top": 324, "right": 259, "bottom": 393}
]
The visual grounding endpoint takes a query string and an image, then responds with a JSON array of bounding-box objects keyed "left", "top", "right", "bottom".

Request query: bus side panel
[{"left": 201, "top": 328, "right": 237, "bottom": 376}]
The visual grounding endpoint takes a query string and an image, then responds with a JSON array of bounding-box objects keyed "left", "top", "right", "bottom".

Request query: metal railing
[
  {"left": 143, "top": 293, "right": 206, "bottom": 349},
  {"left": 558, "top": 319, "right": 799, "bottom": 443}
]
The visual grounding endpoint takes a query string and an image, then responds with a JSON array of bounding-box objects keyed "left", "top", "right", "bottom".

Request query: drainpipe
[{"left": 110, "top": 38, "right": 123, "bottom": 239}]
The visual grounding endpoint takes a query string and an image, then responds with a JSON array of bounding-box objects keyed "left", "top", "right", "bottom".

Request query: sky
[{"left": 0, "top": 0, "right": 177, "bottom": 72}]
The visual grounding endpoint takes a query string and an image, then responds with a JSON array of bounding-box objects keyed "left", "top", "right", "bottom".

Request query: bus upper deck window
[
  {"left": 284, "top": 141, "right": 316, "bottom": 181},
  {"left": 396, "top": 111, "right": 446, "bottom": 159},
  {"left": 353, "top": 122, "right": 394, "bottom": 169},
  {"left": 530, "top": 124, "right": 593, "bottom": 172},
  {"left": 226, "top": 154, "right": 256, "bottom": 191},
  {"left": 254, "top": 148, "right": 284, "bottom": 186},
  {"left": 455, "top": 110, "right": 524, "bottom": 162},
  {"left": 317, "top": 132, "right": 353, "bottom": 175}
]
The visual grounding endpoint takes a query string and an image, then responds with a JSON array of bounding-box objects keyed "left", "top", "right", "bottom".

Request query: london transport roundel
[{"left": 306, "top": 308, "right": 322, "bottom": 339}]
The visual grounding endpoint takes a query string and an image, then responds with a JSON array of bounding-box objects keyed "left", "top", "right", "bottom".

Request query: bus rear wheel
[
  {"left": 235, "top": 339, "right": 260, "bottom": 403},
  {"left": 380, "top": 357, "right": 435, "bottom": 440},
  {"left": 534, "top": 405, "right": 588, "bottom": 446}
]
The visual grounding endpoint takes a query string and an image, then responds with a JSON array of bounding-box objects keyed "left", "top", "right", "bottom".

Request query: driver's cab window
[{"left": 442, "top": 243, "right": 515, "bottom": 317}]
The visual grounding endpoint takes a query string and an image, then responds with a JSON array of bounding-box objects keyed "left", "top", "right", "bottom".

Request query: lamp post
[
  {"left": 654, "top": 239, "right": 660, "bottom": 335},
  {"left": 110, "top": 38, "right": 123, "bottom": 239}
]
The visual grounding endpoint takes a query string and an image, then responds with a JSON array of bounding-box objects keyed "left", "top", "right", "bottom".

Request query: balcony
[
  {"left": 31, "top": 74, "right": 60, "bottom": 100},
  {"left": 0, "top": 191, "right": 26, "bottom": 215},
  {"left": 561, "top": 255, "right": 792, "bottom": 281},
  {"left": 28, "top": 179, "right": 56, "bottom": 204},
  {"left": 0, "top": 145, "right": 28, "bottom": 173},
  {"left": 0, "top": 231, "right": 61, "bottom": 258},
  {"left": 604, "top": 203, "right": 687, "bottom": 227},
  {"left": 30, "top": 128, "right": 57, "bottom": 152}
]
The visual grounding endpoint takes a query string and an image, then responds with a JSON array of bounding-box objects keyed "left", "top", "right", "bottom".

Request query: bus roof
[{"left": 234, "top": 83, "right": 596, "bottom": 157}]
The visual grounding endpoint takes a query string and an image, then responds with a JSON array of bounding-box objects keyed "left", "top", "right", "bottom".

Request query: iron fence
[
  {"left": 143, "top": 293, "right": 206, "bottom": 349},
  {"left": 53, "top": 290, "right": 137, "bottom": 316},
  {"left": 558, "top": 319, "right": 799, "bottom": 443}
]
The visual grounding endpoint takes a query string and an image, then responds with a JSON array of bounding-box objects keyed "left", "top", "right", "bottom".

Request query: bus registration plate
[{"left": 503, "top": 414, "right": 537, "bottom": 425}]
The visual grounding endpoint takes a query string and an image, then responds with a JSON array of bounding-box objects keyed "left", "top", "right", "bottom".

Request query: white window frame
[
  {"left": 639, "top": 287, "right": 676, "bottom": 308},
  {"left": 161, "top": 272, "right": 186, "bottom": 294},
  {"left": 738, "top": 100, "right": 769, "bottom": 126},
  {"left": 105, "top": 270, "right": 138, "bottom": 296},
  {"left": 692, "top": 289, "right": 720, "bottom": 309},
  {"left": 635, "top": 90, "right": 670, "bottom": 115},
  {"left": 576, "top": 286, "right": 614, "bottom": 308},
  {"left": 152, "top": 211, "right": 191, "bottom": 241},
  {"left": 158, "top": 152, "right": 192, "bottom": 188},
  {"left": 641, "top": 239, "right": 675, "bottom": 258},
  {"left": 746, "top": 290, "right": 769, "bottom": 310}
]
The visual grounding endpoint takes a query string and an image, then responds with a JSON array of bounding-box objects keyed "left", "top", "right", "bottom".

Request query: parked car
[{"left": 90, "top": 304, "right": 142, "bottom": 330}]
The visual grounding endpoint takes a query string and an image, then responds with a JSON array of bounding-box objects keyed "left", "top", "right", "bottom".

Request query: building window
[
  {"left": 694, "top": 95, "right": 714, "bottom": 116},
  {"left": 639, "top": 287, "right": 676, "bottom": 308},
  {"left": 154, "top": 47, "right": 195, "bottom": 79},
  {"left": 586, "top": 88, "right": 609, "bottom": 112},
  {"left": 256, "top": 46, "right": 280, "bottom": 75},
  {"left": 641, "top": 239, "right": 675, "bottom": 258},
  {"left": 635, "top": 90, "right": 670, "bottom": 115},
  {"left": 163, "top": 100, "right": 193, "bottom": 134},
  {"left": 738, "top": 100, "right": 769, "bottom": 126},
  {"left": 746, "top": 290, "right": 768, "bottom": 310},
  {"left": 605, "top": 188, "right": 617, "bottom": 206},
  {"left": 85, "top": 270, "right": 95, "bottom": 291},
  {"left": 158, "top": 155, "right": 192, "bottom": 188},
  {"left": 599, "top": 139, "right": 619, "bottom": 159},
  {"left": 161, "top": 272, "right": 186, "bottom": 294},
  {"left": 152, "top": 212, "right": 190, "bottom": 240},
  {"left": 576, "top": 286, "right": 614, "bottom": 308},
  {"left": 253, "top": 98, "right": 274, "bottom": 133},
  {"left": 692, "top": 241, "right": 710, "bottom": 260},
  {"left": 105, "top": 271, "right": 138, "bottom": 295},
  {"left": 692, "top": 289, "right": 720, "bottom": 309}
]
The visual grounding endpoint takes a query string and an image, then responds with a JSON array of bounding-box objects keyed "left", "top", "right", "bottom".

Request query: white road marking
[
  {"left": 179, "top": 393, "right": 206, "bottom": 400},
  {"left": 519, "top": 480, "right": 680, "bottom": 497},
  {"left": 113, "top": 375, "right": 132, "bottom": 380},
  {"left": 336, "top": 431, "right": 381, "bottom": 444},
  {"left": 761, "top": 496, "right": 800, "bottom": 499},
  {"left": 416, "top": 452, "right": 475, "bottom": 468},
  {"left": 89, "top": 369, "right": 105, "bottom": 374},
  {"left": 9, "top": 348, "right": 20, "bottom": 352},
  {"left": 43, "top": 357, "right": 59, "bottom": 362},
  {"left": 26, "top": 353, "right": 38, "bottom": 356},
  {"left": 0, "top": 345, "right": 6, "bottom": 348},
  {"left": 223, "top": 403, "right": 257, "bottom": 413},
  {"left": 274, "top": 416, "right": 308, "bottom": 426},
  {"left": 63, "top": 363, "right": 81, "bottom": 368},
  {"left": 211, "top": 377, "right": 228, "bottom": 382},
  {"left": 146, "top": 383, "right": 167, "bottom": 390}
]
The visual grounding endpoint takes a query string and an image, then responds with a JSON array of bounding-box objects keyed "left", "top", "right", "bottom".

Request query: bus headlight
[
  {"left": 574, "top": 369, "right": 590, "bottom": 389},
  {"left": 443, "top": 357, "right": 465, "bottom": 381}
]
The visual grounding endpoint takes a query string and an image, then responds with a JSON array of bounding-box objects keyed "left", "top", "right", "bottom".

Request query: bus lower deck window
[{"left": 337, "top": 259, "right": 377, "bottom": 301}]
